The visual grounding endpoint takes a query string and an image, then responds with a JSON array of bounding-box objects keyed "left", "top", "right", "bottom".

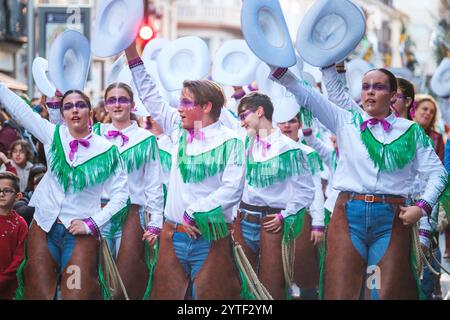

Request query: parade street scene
[{"left": 0, "top": 0, "right": 450, "bottom": 302}]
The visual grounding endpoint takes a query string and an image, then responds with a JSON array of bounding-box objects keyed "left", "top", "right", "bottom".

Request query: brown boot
[{"left": 445, "top": 228, "right": 450, "bottom": 259}]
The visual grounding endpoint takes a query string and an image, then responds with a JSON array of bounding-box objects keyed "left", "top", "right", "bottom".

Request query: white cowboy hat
[
  {"left": 346, "top": 59, "right": 372, "bottom": 101},
  {"left": 296, "top": 0, "right": 366, "bottom": 67},
  {"left": 157, "top": 36, "right": 210, "bottom": 91},
  {"left": 142, "top": 38, "right": 170, "bottom": 63},
  {"left": 388, "top": 67, "right": 413, "bottom": 82},
  {"left": 91, "top": 0, "right": 143, "bottom": 58},
  {"left": 107, "top": 54, "right": 127, "bottom": 85},
  {"left": 241, "top": 0, "right": 296, "bottom": 68},
  {"left": 32, "top": 57, "right": 57, "bottom": 97},
  {"left": 48, "top": 30, "right": 91, "bottom": 93},
  {"left": 431, "top": 58, "right": 450, "bottom": 97},
  {"left": 211, "top": 39, "right": 259, "bottom": 86},
  {"left": 272, "top": 94, "right": 300, "bottom": 124}
]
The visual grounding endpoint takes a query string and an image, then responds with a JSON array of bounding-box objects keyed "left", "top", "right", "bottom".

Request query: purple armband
[
  {"left": 312, "top": 225, "right": 325, "bottom": 232},
  {"left": 83, "top": 217, "right": 100, "bottom": 239},
  {"left": 147, "top": 226, "right": 162, "bottom": 236},
  {"left": 128, "top": 57, "right": 144, "bottom": 69},
  {"left": 232, "top": 90, "right": 246, "bottom": 100},
  {"left": 183, "top": 211, "right": 196, "bottom": 226},
  {"left": 302, "top": 128, "right": 313, "bottom": 136},
  {"left": 415, "top": 199, "right": 432, "bottom": 217},
  {"left": 272, "top": 67, "right": 289, "bottom": 80},
  {"left": 277, "top": 213, "right": 284, "bottom": 223},
  {"left": 418, "top": 229, "right": 432, "bottom": 239}
]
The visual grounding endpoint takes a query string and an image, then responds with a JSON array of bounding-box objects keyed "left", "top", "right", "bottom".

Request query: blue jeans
[
  {"left": 421, "top": 246, "right": 441, "bottom": 299},
  {"left": 47, "top": 223, "right": 76, "bottom": 274},
  {"left": 171, "top": 224, "right": 211, "bottom": 299},
  {"left": 346, "top": 196, "right": 408, "bottom": 299}
]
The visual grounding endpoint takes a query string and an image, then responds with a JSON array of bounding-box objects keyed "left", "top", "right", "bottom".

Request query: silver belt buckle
[{"left": 365, "top": 194, "right": 374, "bottom": 203}]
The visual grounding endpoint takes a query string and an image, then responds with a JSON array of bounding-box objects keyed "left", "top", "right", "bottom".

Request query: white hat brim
[
  {"left": 212, "top": 39, "right": 259, "bottom": 86},
  {"left": 296, "top": 0, "right": 366, "bottom": 67},
  {"left": 241, "top": 0, "right": 296, "bottom": 68},
  {"left": 107, "top": 54, "right": 126, "bottom": 85},
  {"left": 157, "top": 36, "right": 210, "bottom": 91},
  {"left": 32, "top": 57, "right": 56, "bottom": 97},
  {"left": 431, "top": 58, "right": 450, "bottom": 97},
  {"left": 92, "top": 0, "right": 143, "bottom": 58},
  {"left": 48, "top": 30, "right": 91, "bottom": 93},
  {"left": 388, "top": 67, "right": 413, "bottom": 82},
  {"left": 142, "top": 38, "right": 170, "bottom": 63},
  {"left": 346, "top": 59, "right": 372, "bottom": 100}
]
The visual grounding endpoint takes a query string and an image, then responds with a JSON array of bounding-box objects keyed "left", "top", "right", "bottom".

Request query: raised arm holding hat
[
  {"left": 123, "top": 41, "right": 246, "bottom": 300},
  {"left": 269, "top": 66, "right": 447, "bottom": 299}
]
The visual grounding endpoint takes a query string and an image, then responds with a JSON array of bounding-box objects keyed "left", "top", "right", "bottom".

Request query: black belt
[{"left": 239, "top": 202, "right": 284, "bottom": 216}]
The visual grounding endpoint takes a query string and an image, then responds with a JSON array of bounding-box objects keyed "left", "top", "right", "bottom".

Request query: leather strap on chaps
[
  {"left": 259, "top": 216, "right": 285, "bottom": 300},
  {"left": 194, "top": 234, "right": 242, "bottom": 300},
  {"left": 22, "top": 221, "right": 58, "bottom": 300},
  {"left": 323, "top": 193, "right": 366, "bottom": 299},
  {"left": 115, "top": 204, "right": 148, "bottom": 300},
  {"left": 293, "top": 212, "right": 320, "bottom": 291},
  {"left": 149, "top": 221, "right": 190, "bottom": 300}
]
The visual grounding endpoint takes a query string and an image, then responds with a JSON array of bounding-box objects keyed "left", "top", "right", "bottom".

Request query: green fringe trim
[
  {"left": 439, "top": 174, "right": 450, "bottom": 220},
  {"left": 353, "top": 113, "right": 433, "bottom": 171},
  {"left": 120, "top": 135, "right": 157, "bottom": 173},
  {"left": 92, "top": 122, "right": 101, "bottom": 135},
  {"left": 331, "top": 150, "right": 338, "bottom": 172},
  {"left": 193, "top": 206, "right": 229, "bottom": 241},
  {"left": 299, "top": 106, "right": 313, "bottom": 127},
  {"left": 232, "top": 248, "right": 256, "bottom": 300},
  {"left": 49, "top": 125, "right": 122, "bottom": 192},
  {"left": 409, "top": 233, "right": 426, "bottom": 300},
  {"left": 282, "top": 208, "right": 307, "bottom": 244},
  {"left": 142, "top": 241, "right": 159, "bottom": 300},
  {"left": 159, "top": 148, "right": 172, "bottom": 172},
  {"left": 98, "top": 247, "right": 113, "bottom": 300},
  {"left": 14, "top": 240, "right": 27, "bottom": 300},
  {"left": 246, "top": 148, "right": 308, "bottom": 188},
  {"left": 307, "top": 150, "right": 324, "bottom": 176},
  {"left": 178, "top": 133, "right": 244, "bottom": 183},
  {"left": 318, "top": 208, "right": 332, "bottom": 300},
  {"left": 104, "top": 198, "right": 131, "bottom": 239}
]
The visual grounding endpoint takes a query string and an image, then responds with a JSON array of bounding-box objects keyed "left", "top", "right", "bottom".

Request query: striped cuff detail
[{"left": 128, "top": 57, "right": 144, "bottom": 69}]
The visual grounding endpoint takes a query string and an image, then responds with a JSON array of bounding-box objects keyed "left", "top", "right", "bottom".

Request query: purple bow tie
[
  {"left": 360, "top": 118, "right": 391, "bottom": 132},
  {"left": 105, "top": 130, "right": 129, "bottom": 147},
  {"left": 256, "top": 135, "right": 271, "bottom": 156},
  {"left": 186, "top": 129, "right": 205, "bottom": 144},
  {"left": 69, "top": 138, "right": 91, "bottom": 161}
]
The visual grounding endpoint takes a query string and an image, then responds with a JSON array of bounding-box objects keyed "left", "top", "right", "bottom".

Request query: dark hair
[
  {"left": 61, "top": 90, "right": 92, "bottom": 114},
  {"left": 397, "top": 78, "right": 416, "bottom": 120},
  {"left": 25, "top": 163, "right": 47, "bottom": 192},
  {"left": 8, "top": 139, "right": 34, "bottom": 163},
  {"left": 365, "top": 68, "right": 398, "bottom": 92},
  {"left": 182, "top": 79, "right": 225, "bottom": 121},
  {"left": 104, "top": 82, "right": 134, "bottom": 102},
  {"left": 0, "top": 172, "right": 20, "bottom": 193},
  {"left": 237, "top": 92, "right": 274, "bottom": 121}
]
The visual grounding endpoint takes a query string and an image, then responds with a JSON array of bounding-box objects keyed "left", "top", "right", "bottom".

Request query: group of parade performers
[{"left": 0, "top": 34, "right": 449, "bottom": 300}]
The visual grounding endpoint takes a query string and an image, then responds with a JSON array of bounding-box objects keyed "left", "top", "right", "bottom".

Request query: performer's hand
[
  {"left": 311, "top": 230, "right": 325, "bottom": 246},
  {"left": 263, "top": 214, "right": 282, "bottom": 233},
  {"left": 125, "top": 40, "right": 139, "bottom": 61},
  {"left": 181, "top": 220, "right": 202, "bottom": 239},
  {"left": 142, "top": 231, "right": 158, "bottom": 246},
  {"left": 68, "top": 220, "right": 88, "bottom": 235},
  {"left": 399, "top": 206, "right": 422, "bottom": 227},
  {"left": 420, "top": 244, "right": 429, "bottom": 256}
]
